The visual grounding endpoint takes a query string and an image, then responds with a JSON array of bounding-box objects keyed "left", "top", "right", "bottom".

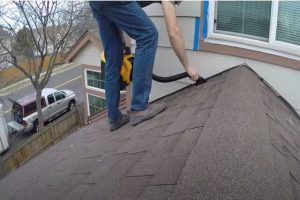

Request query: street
[
  {"left": 0, "top": 63, "right": 84, "bottom": 153},
  {"left": 2, "top": 63, "right": 83, "bottom": 123}
]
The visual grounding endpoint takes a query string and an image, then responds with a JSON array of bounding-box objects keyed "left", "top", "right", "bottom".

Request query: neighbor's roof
[
  {"left": 64, "top": 30, "right": 102, "bottom": 63},
  {"left": 0, "top": 66, "right": 300, "bottom": 200},
  {"left": 64, "top": 29, "right": 133, "bottom": 63}
]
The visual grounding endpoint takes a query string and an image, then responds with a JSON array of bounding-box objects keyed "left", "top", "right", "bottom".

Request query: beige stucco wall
[
  {"left": 143, "top": 1, "right": 201, "bottom": 17},
  {"left": 73, "top": 41, "right": 102, "bottom": 66}
]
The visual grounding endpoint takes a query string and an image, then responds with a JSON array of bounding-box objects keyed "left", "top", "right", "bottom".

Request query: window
[
  {"left": 276, "top": 1, "right": 300, "bottom": 46},
  {"left": 215, "top": 1, "right": 271, "bottom": 40},
  {"left": 87, "top": 70, "right": 105, "bottom": 89},
  {"left": 24, "top": 102, "right": 37, "bottom": 117},
  {"left": 54, "top": 92, "right": 65, "bottom": 101},
  {"left": 210, "top": 1, "right": 300, "bottom": 57},
  {"left": 88, "top": 94, "right": 107, "bottom": 116},
  {"left": 23, "top": 98, "right": 46, "bottom": 117},
  {"left": 47, "top": 94, "right": 55, "bottom": 105}
]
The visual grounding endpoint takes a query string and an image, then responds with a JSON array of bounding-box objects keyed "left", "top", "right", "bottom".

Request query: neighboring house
[
  {"left": 0, "top": 29, "right": 12, "bottom": 70},
  {"left": 64, "top": 30, "right": 128, "bottom": 120},
  {"left": 141, "top": 1, "right": 300, "bottom": 115}
]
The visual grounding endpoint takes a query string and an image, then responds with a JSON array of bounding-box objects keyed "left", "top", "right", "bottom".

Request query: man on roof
[{"left": 89, "top": 1, "right": 200, "bottom": 132}]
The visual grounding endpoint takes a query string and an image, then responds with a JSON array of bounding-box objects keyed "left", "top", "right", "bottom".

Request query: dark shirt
[
  {"left": 137, "top": 1, "right": 180, "bottom": 8},
  {"left": 137, "top": 1, "right": 161, "bottom": 8}
]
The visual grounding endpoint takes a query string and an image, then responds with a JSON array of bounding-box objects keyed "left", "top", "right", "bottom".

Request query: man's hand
[{"left": 186, "top": 66, "right": 199, "bottom": 81}]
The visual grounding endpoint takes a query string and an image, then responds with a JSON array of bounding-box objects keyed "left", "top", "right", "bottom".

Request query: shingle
[
  {"left": 185, "top": 88, "right": 210, "bottom": 107},
  {"left": 139, "top": 185, "right": 175, "bottom": 200},
  {"left": 115, "top": 124, "right": 176, "bottom": 155},
  {"left": 290, "top": 172, "right": 300, "bottom": 199},
  {"left": 162, "top": 105, "right": 200, "bottom": 136},
  {"left": 154, "top": 107, "right": 184, "bottom": 122},
  {"left": 127, "top": 132, "right": 183, "bottom": 176},
  {"left": 79, "top": 153, "right": 150, "bottom": 199},
  {"left": 209, "top": 82, "right": 223, "bottom": 94},
  {"left": 200, "top": 90, "right": 220, "bottom": 110},
  {"left": 173, "top": 127, "right": 203, "bottom": 155},
  {"left": 114, "top": 136, "right": 154, "bottom": 155},
  {"left": 81, "top": 179, "right": 115, "bottom": 200},
  {"left": 155, "top": 132, "right": 184, "bottom": 153},
  {"left": 206, "top": 73, "right": 227, "bottom": 85},
  {"left": 140, "top": 115, "right": 172, "bottom": 131},
  {"left": 62, "top": 184, "right": 92, "bottom": 200},
  {"left": 107, "top": 125, "right": 138, "bottom": 141},
  {"left": 81, "top": 154, "right": 122, "bottom": 184},
  {"left": 286, "top": 150, "right": 300, "bottom": 188},
  {"left": 187, "top": 108, "right": 211, "bottom": 129},
  {"left": 117, "top": 176, "right": 151, "bottom": 198},
  {"left": 269, "top": 140, "right": 295, "bottom": 200},
  {"left": 109, "top": 151, "right": 146, "bottom": 179},
  {"left": 267, "top": 111, "right": 300, "bottom": 171},
  {"left": 149, "top": 128, "right": 202, "bottom": 186},
  {"left": 142, "top": 124, "right": 170, "bottom": 139},
  {"left": 127, "top": 152, "right": 168, "bottom": 177},
  {"left": 149, "top": 154, "right": 188, "bottom": 186},
  {"left": 29, "top": 172, "right": 90, "bottom": 200}
]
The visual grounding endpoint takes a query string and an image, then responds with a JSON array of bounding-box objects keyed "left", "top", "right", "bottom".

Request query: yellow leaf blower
[
  {"left": 101, "top": 51, "right": 206, "bottom": 88},
  {"left": 101, "top": 52, "right": 134, "bottom": 89}
]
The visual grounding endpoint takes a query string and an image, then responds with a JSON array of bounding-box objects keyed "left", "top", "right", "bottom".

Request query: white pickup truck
[{"left": 8, "top": 88, "right": 77, "bottom": 133}]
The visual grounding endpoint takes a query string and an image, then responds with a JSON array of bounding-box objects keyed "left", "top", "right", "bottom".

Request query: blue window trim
[
  {"left": 202, "top": 0, "right": 209, "bottom": 40},
  {"left": 193, "top": 17, "right": 200, "bottom": 51}
]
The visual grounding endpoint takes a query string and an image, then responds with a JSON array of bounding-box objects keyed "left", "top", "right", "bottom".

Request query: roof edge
[
  {"left": 64, "top": 31, "right": 102, "bottom": 62},
  {"left": 153, "top": 64, "right": 300, "bottom": 121}
]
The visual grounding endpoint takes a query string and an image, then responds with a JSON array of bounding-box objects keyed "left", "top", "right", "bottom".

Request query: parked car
[{"left": 8, "top": 88, "right": 77, "bottom": 133}]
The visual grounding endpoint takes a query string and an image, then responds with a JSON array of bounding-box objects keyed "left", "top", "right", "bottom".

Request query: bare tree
[
  {"left": 0, "top": 1, "right": 84, "bottom": 131},
  {"left": 69, "top": 2, "right": 97, "bottom": 45}
]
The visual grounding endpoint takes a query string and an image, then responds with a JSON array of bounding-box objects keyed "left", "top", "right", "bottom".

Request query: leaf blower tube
[{"left": 152, "top": 72, "right": 206, "bottom": 86}]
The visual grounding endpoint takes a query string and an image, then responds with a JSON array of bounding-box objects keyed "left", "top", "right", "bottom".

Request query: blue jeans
[{"left": 89, "top": 1, "right": 158, "bottom": 123}]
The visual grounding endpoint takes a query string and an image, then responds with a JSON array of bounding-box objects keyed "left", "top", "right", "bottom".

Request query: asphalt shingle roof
[{"left": 0, "top": 66, "right": 300, "bottom": 200}]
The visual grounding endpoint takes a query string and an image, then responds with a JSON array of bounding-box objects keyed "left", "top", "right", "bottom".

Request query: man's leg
[
  {"left": 90, "top": 2, "right": 166, "bottom": 126},
  {"left": 94, "top": 2, "right": 158, "bottom": 110},
  {"left": 89, "top": 2, "right": 125, "bottom": 126}
]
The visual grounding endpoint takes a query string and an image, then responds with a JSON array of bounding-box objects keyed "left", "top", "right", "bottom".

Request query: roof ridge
[{"left": 170, "top": 67, "right": 282, "bottom": 199}]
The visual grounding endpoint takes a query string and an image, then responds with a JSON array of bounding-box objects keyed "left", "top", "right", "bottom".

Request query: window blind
[
  {"left": 276, "top": 1, "right": 300, "bottom": 46},
  {"left": 216, "top": 1, "right": 271, "bottom": 40}
]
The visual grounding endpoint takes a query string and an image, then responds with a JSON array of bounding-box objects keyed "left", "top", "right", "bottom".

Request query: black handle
[{"left": 152, "top": 72, "right": 206, "bottom": 86}]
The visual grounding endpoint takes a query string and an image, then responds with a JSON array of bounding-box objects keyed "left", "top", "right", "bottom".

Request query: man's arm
[{"left": 161, "top": 1, "right": 199, "bottom": 81}]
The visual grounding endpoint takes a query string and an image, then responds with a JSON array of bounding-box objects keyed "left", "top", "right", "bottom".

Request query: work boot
[
  {"left": 110, "top": 114, "right": 130, "bottom": 132},
  {"left": 130, "top": 102, "right": 167, "bottom": 126}
]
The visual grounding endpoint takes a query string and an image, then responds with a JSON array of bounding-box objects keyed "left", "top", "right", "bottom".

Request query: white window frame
[
  {"left": 84, "top": 69, "right": 105, "bottom": 93},
  {"left": 84, "top": 68, "right": 126, "bottom": 94},
  {"left": 86, "top": 93, "right": 106, "bottom": 117},
  {"left": 207, "top": 1, "right": 300, "bottom": 60}
]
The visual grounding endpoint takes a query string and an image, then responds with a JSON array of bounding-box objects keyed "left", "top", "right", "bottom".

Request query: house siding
[
  {"left": 73, "top": 41, "right": 102, "bottom": 66},
  {"left": 142, "top": 1, "right": 300, "bottom": 114}
]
